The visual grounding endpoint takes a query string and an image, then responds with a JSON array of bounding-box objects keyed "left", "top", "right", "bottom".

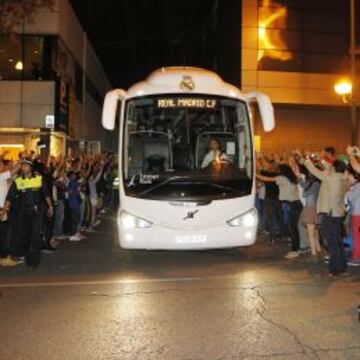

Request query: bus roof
[{"left": 126, "top": 67, "right": 243, "bottom": 100}]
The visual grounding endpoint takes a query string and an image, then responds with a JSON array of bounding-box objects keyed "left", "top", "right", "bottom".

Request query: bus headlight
[
  {"left": 120, "top": 211, "right": 153, "bottom": 229},
  {"left": 227, "top": 209, "right": 257, "bottom": 227}
]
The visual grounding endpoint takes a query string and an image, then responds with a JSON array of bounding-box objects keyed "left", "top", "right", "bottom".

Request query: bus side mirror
[
  {"left": 102, "top": 89, "right": 126, "bottom": 130},
  {"left": 244, "top": 92, "right": 275, "bottom": 132}
]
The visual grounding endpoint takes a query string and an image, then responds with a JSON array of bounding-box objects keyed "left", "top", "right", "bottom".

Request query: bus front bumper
[{"left": 118, "top": 224, "right": 257, "bottom": 250}]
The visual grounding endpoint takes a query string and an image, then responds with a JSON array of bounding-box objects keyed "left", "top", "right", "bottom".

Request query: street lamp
[
  {"left": 334, "top": 80, "right": 352, "bottom": 103},
  {"left": 334, "top": 79, "right": 356, "bottom": 145}
]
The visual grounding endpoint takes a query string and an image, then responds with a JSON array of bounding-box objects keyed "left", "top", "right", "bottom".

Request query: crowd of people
[
  {"left": 0, "top": 151, "right": 118, "bottom": 268},
  {"left": 2, "top": 143, "right": 360, "bottom": 278},
  {"left": 256, "top": 145, "right": 360, "bottom": 278}
]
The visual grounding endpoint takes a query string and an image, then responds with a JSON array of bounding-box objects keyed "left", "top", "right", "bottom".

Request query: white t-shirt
[
  {"left": 0, "top": 170, "right": 11, "bottom": 208},
  {"left": 275, "top": 175, "right": 299, "bottom": 202},
  {"left": 201, "top": 150, "right": 230, "bottom": 169}
]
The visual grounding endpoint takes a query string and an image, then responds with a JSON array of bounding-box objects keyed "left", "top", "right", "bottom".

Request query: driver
[{"left": 201, "top": 138, "right": 230, "bottom": 169}]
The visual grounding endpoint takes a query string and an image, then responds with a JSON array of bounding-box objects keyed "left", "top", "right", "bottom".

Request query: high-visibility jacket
[
  {"left": 11, "top": 175, "right": 46, "bottom": 209},
  {"left": 15, "top": 175, "right": 42, "bottom": 191}
]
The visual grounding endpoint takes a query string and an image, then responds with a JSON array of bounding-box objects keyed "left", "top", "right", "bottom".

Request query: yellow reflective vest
[{"left": 15, "top": 175, "right": 42, "bottom": 191}]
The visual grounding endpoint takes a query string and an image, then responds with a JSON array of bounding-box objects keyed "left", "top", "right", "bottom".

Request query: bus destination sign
[{"left": 157, "top": 98, "right": 217, "bottom": 109}]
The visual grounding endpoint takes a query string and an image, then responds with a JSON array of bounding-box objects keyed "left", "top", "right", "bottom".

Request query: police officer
[{"left": 5, "top": 158, "right": 53, "bottom": 267}]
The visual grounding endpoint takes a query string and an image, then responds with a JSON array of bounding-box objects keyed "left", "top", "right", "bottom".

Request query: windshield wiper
[
  {"left": 137, "top": 177, "right": 244, "bottom": 198},
  {"left": 137, "top": 176, "right": 191, "bottom": 197},
  {"left": 204, "top": 182, "right": 244, "bottom": 195}
]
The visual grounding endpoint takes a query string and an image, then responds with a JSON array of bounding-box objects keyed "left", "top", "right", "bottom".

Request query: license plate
[
  {"left": 175, "top": 235, "right": 207, "bottom": 244},
  {"left": 183, "top": 202, "right": 198, "bottom": 209}
]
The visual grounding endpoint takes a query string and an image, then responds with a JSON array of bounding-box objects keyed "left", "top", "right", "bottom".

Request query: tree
[{"left": 0, "top": 0, "right": 54, "bottom": 33}]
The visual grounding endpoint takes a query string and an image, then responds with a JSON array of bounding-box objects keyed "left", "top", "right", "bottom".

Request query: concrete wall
[
  {"left": 57, "top": 0, "right": 84, "bottom": 66},
  {"left": 0, "top": 81, "right": 55, "bottom": 129},
  {"left": 86, "top": 43, "right": 111, "bottom": 96},
  {"left": 14, "top": 1, "right": 60, "bottom": 34},
  {"left": 254, "top": 105, "right": 352, "bottom": 154},
  {"left": 84, "top": 92, "right": 103, "bottom": 141}
]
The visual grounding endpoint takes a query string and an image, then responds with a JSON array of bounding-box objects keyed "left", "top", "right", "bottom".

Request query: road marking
[{"left": 0, "top": 275, "right": 231, "bottom": 289}]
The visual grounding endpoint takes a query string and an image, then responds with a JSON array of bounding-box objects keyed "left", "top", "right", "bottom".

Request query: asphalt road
[{"left": 0, "top": 214, "right": 360, "bottom": 360}]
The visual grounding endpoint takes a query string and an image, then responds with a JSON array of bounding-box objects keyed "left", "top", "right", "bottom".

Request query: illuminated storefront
[{"left": 0, "top": 128, "right": 66, "bottom": 160}]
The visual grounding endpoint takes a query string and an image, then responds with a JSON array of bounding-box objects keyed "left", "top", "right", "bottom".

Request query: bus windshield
[{"left": 123, "top": 94, "right": 253, "bottom": 200}]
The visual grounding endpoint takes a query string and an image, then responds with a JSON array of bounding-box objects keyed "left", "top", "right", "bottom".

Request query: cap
[
  {"left": 337, "top": 154, "right": 350, "bottom": 166},
  {"left": 19, "top": 158, "right": 33, "bottom": 167}
]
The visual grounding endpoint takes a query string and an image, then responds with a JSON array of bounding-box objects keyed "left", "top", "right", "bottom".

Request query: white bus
[{"left": 102, "top": 67, "right": 274, "bottom": 250}]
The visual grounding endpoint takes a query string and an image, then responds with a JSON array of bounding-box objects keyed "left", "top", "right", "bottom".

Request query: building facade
[
  {"left": 0, "top": 0, "right": 113, "bottom": 160},
  {"left": 242, "top": 0, "right": 360, "bottom": 154}
]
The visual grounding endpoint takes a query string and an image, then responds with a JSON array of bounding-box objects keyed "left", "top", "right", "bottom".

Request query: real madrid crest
[{"left": 180, "top": 76, "right": 195, "bottom": 92}]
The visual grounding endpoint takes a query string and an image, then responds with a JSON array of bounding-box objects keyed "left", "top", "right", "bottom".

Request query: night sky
[{"left": 70, "top": 0, "right": 241, "bottom": 89}]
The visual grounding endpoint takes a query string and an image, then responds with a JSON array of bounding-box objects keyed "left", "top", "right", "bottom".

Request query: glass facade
[
  {"left": 257, "top": 0, "right": 359, "bottom": 74},
  {"left": 0, "top": 34, "right": 56, "bottom": 80}
]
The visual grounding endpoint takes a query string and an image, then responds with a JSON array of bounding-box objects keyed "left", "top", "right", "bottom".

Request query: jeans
[
  {"left": 287, "top": 200, "right": 303, "bottom": 252},
  {"left": 10, "top": 206, "right": 42, "bottom": 267},
  {"left": 255, "top": 196, "right": 265, "bottom": 232},
  {"left": 298, "top": 209, "right": 309, "bottom": 250},
  {"left": 79, "top": 200, "right": 85, "bottom": 229},
  {"left": 83, "top": 196, "right": 92, "bottom": 228},
  {"left": 317, "top": 214, "right": 328, "bottom": 249},
  {"left": 42, "top": 207, "right": 54, "bottom": 245},
  {"left": 0, "top": 221, "right": 9, "bottom": 258},
  {"left": 351, "top": 215, "right": 360, "bottom": 261},
  {"left": 69, "top": 207, "right": 80, "bottom": 236},
  {"left": 53, "top": 200, "right": 65, "bottom": 237},
  {"left": 264, "top": 198, "right": 282, "bottom": 238},
  {"left": 323, "top": 216, "right": 347, "bottom": 275}
]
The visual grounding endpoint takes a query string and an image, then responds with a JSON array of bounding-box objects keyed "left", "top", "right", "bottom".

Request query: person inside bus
[
  {"left": 201, "top": 138, "right": 230, "bottom": 169},
  {"left": 146, "top": 154, "right": 166, "bottom": 173}
]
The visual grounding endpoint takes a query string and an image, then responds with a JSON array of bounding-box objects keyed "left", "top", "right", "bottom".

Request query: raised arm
[
  {"left": 84, "top": 163, "right": 93, "bottom": 179},
  {"left": 273, "top": 153, "right": 284, "bottom": 165},
  {"left": 89, "top": 164, "right": 104, "bottom": 185},
  {"left": 52, "top": 157, "right": 65, "bottom": 179},
  {"left": 346, "top": 146, "right": 360, "bottom": 173},
  {"left": 73, "top": 155, "right": 83, "bottom": 173},
  {"left": 256, "top": 173, "right": 276, "bottom": 183},
  {"left": 349, "top": 155, "right": 360, "bottom": 173},
  {"left": 302, "top": 159, "right": 326, "bottom": 181}
]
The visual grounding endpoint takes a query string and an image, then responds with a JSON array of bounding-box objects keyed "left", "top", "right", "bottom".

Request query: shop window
[
  {"left": 0, "top": 35, "right": 22, "bottom": 80},
  {"left": 0, "top": 34, "right": 55, "bottom": 81},
  {"left": 258, "top": 0, "right": 345, "bottom": 11},
  {"left": 304, "top": 10, "right": 347, "bottom": 33},
  {"left": 304, "top": 54, "right": 349, "bottom": 74},
  {"left": 258, "top": 51, "right": 302, "bottom": 72},
  {"left": 304, "top": 32, "right": 348, "bottom": 54},
  {"left": 257, "top": 0, "right": 354, "bottom": 74},
  {"left": 23, "top": 35, "right": 55, "bottom": 80},
  {"left": 259, "top": 6, "right": 302, "bottom": 30},
  {"left": 258, "top": 29, "right": 302, "bottom": 51},
  {"left": 24, "top": 36, "right": 43, "bottom": 79}
]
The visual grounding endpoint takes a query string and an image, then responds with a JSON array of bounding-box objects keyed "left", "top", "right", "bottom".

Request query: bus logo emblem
[
  {"left": 180, "top": 76, "right": 195, "bottom": 92},
  {"left": 183, "top": 210, "right": 199, "bottom": 220}
]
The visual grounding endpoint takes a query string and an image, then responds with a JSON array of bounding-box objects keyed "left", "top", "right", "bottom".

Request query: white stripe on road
[{"left": 0, "top": 275, "right": 231, "bottom": 289}]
